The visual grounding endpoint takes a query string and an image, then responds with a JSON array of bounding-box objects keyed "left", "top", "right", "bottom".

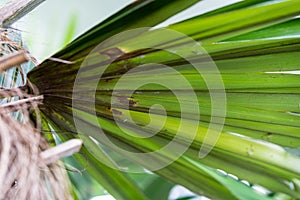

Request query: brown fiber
[{"left": 0, "top": 29, "right": 73, "bottom": 199}]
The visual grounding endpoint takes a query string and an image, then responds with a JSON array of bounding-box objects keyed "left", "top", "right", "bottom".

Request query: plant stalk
[{"left": 0, "top": 0, "right": 46, "bottom": 27}]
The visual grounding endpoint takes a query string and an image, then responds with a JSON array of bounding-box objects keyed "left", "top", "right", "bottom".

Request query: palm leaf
[{"left": 26, "top": 0, "right": 300, "bottom": 199}]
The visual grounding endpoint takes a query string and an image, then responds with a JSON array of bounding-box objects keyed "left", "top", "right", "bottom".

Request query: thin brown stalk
[
  {"left": 0, "top": 95, "right": 43, "bottom": 113},
  {"left": 40, "top": 139, "right": 82, "bottom": 165},
  {"left": 0, "top": 51, "right": 29, "bottom": 72}
]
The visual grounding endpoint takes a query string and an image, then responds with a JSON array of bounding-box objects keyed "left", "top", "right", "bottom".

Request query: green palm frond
[{"left": 24, "top": 0, "right": 300, "bottom": 199}]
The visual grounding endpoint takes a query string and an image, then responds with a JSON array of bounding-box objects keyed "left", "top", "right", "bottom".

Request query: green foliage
[{"left": 25, "top": 0, "right": 300, "bottom": 199}]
